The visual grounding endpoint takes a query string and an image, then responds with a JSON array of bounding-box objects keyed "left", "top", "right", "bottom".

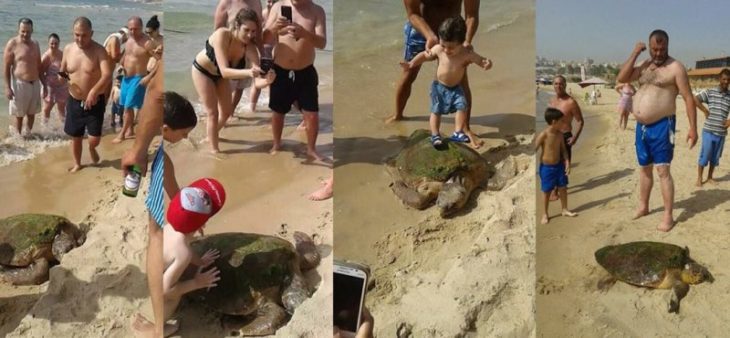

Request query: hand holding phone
[
  {"left": 334, "top": 260, "right": 370, "bottom": 335},
  {"left": 281, "top": 5, "right": 293, "bottom": 23}
]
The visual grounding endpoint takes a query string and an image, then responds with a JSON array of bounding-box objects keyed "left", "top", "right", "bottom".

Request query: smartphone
[
  {"left": 58, "top": 71, "right": 70, "bottom": 80},
  {"left": 334, "top": 260, "right": 369, "bottom": 334},
  {"left": 260, "top": 57, "right": 273, "bottom": 73},
  {"left": 281, "top": 5, "right": 293, "bottom": 22}
]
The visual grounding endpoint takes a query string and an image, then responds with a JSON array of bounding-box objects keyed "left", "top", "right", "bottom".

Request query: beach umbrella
[{"left": 578, "top": 77, "right": 608, "bottom": 88}]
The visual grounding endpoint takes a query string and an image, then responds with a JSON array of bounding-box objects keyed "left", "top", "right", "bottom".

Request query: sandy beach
[{"left": 536, "top": 83, "right": 730, "bottom": 336}]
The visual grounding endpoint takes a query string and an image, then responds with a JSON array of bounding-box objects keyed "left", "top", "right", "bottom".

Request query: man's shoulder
[{"left": 5, "top": 37, "right": 17, "bottom": 49}]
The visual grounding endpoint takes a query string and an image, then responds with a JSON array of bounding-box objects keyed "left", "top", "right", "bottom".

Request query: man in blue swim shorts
[
  {"left": 616, "top": 29, "right": 698, "bottom": 232},
  {"left": 114, "top": 16, "right": 154, "bottom": 144},
  {"left": 694, "top": 69, "right": 730, "bottom": 187},
  {"left": 388, "top": 0, "right": 480, "bottom": 130}
]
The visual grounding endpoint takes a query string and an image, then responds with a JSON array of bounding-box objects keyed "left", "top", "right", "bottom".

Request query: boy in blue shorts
[
  {"left": 400, "top": 16, "right": 492, "bottom": 148},
  {"left": 695, "top": 69, "right": 730, "bottom": 187},
  {"left": 536, "top": 107, "right": 577, "bottom": 224}
]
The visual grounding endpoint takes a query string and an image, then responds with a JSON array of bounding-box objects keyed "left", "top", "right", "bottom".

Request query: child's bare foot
[
  {"left": 632, "top": 208, "right": 649, "bottom": 220},
  {"left": 540, "top": 214, "right": 549, "bottom": 224},
  {"left": 561, "top": 209, "right": 578, "bottom": 217},
  {"left": 68, "top": 164, "right": 82, "bottom": 173},
  {"left": 385, "top": 114, "right": 404, "bottom": 124},
  {"left": 270, "top": 143, "right": 282, "bottom": 155},
  {"left": 90, "top": 148, "right": 100, "bottom": 165}
]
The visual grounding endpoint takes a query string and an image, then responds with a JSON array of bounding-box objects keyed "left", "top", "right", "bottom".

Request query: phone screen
[
  {"left": 333, "top": 269, "right": 366, "bottom": 333},
  {"left": 260, "top": 57, "right": 273, "bottom": 73},
  {"left": 281, "top": 5, "right": 293, "bottom": 22}
]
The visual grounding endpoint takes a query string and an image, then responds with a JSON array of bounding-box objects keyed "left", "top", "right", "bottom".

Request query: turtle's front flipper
[
  {"left": 0, "top": 258, "right": 49, "bottom": 285},
  {"left": 238, "top": 301, "right": 288, "bottom": 336},
  {"left": 597, "top": 274, "right": 617, "bottom": 292},
  {"left": 282, "top": 272, "right": 310, "bottom": 314},
  {"left": 669, "top": 281, "right": 690, "bottom": 314},
  {"left": 390, "top": 181, "right": 432, "bottom": 209}
]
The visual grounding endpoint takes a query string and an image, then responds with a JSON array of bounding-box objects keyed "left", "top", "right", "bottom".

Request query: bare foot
[
  {"left": 90, "top": 148, "right": 100, "bottom": 165},
  {"left": 68, "top": 164, "right": 82, "bottom": 173},
  {"left": 306, "top": 149, "right": 331, "bottom": 163},
  {"left": 270, "top": 143, "right": 282, "bottom": 155},
  {"left": 210, "top": 148, "right": 221, "bottom": 154},
  {"left": 308, "top": 178, "right": 333, "bottom": 201},
  {"left": 540, "top": 214, "right": 549, "bottom": 224},
  {"left": 562, "top": 210, "right": 578, "bottom": 217},
  {"left": 696, "top": 179, "right": 703, "bottom": 187},
  {"left": 466, "top": 130, "right": 484, "bottom": 146},
  {"left": 130, "top": 313, "right": 158, "bottom": 338},
  {"left": 657, "top": 219, "right": 675, "bottom": 232},
  {"left": 112, "top": 137, "right": 124, "bottom": 144},
  {"left": 164, "top": 320, "right": 180, "bottom": 337},
  {"left": 469, "top": 138, "right": 482, "bottom": 149},
  {"left": 385, "top": 114, "right": 404, "bottom": 124},
  {"left": 707, "top": 178, "right": 718, "bottom": 185},
  {"left": 632, "top": 208, "right": 649, "bottom": 220},
  {"left": 296, "top": 121, "right": 307, "bottom": 131}
]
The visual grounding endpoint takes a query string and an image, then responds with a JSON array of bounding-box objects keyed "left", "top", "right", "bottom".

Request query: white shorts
[{"left": 9, "top": 78, "right": 41, "bottom": 117}]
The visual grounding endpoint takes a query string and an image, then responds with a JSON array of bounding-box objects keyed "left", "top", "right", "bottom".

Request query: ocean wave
[
  {"left": 487, "top": 14, "right": 520, "bottom": 33},
  {"left": 35, "top": 3, "right": 111, "bottom": 10},
  {"left": 0, "top": 122, "right": 69, "bottom": 167}
]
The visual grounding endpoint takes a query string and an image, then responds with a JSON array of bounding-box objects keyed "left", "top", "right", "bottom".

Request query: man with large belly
[{"left": 617, "top": 29, "right": 697, "bottom": 232}]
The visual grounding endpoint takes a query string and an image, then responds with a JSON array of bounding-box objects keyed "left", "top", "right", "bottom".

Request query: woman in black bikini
[{"left": 192, "top": 8, "right": 273, "bottom": 153}]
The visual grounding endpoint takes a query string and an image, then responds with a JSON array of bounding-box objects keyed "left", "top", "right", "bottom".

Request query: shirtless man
[
  {"left": 214, "top": 0, "right": 263, "bottom": 114},
  {"left": 387, "top": 0, "right": 481, "bottom": 146},
  {"left": 264, "top": 0, "right": 327, "bottom": 160},
  {"left": 103, "top": 27, "right": 129, "bottom": 105},
  {"left": 114, "top": 16, "right": 154, "bottom": 143},
  {"left": 4, "top": 18, "right": 43, "bottom": 136},
  {"left": 616, "top": 29, "right": 698, "bottom": 232},
  {"left": 60, "top": 17, "right": 111, "bottom": 173},
  {"left": 549, "top": 75, "right": 584, "bottom": 165}
]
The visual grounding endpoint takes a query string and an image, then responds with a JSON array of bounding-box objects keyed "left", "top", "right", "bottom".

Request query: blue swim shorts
[
  {"left": 539, "top": 162, "right": 568, "bottom": 192},
  {"left": 430, "top": 81, "right": 468, "bottom": 115},
  {"left": 120, "top": 75, "right": 146, "bottom": 110},
  {"left": 403, "top": 22, "right": 426, "bottom": 61},
  {"left": 145, "top": 144, "right": 165, "bottom": 228},
  {"left": 635, "top": 116, "right": 675, "bottom": 166},
  {"left": 698, "top": 130, "right": 725, "bottom": 167}
]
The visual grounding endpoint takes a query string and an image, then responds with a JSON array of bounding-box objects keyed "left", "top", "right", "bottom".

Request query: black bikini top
[{"left": 205, "top": 39, "right": 246, "bottom": 72}]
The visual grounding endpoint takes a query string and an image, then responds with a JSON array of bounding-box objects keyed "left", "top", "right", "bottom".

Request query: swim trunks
[
  {"left": 120, "top": 75, "right": 146, "bottom": 110},
  {"left": 145, "top": 144, "right": 165, "bottom": 228},
  {"left": 9, "top": 78, "right": 41, "bottom": 117},
  {"left": 562, "top": 131, "right": 573, "bottom": 162},
  {"left": 430, "top": 81, "right": 467, "bottom": 115},
  {"left": 64, "top": 95, "right": 105, "bottom": 137},
  {"left": 44, "top": 59, "right": 69, "bottom": 104},
  {"left": 698, "top": 130, "right": 725, "bottom": 167},
  {"left": 635, "top": 115, "right": 675, "bottom": 166},
  {"left": 539, "top": 162, "right": 568, "bottom": 193},
  {"left": 403, "top": 22, "right": 426, "bottom": 61},
  {"left": 269, "top": 64, "right": 318, "bottom": 114}
]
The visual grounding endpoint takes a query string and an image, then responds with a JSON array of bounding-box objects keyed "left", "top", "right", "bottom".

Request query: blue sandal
[
  {"left": 430, "top": 134, "right": 443, "bottom": 147},
  {"left": 450, "top": 131, "right": 470, "bottom": 143}
]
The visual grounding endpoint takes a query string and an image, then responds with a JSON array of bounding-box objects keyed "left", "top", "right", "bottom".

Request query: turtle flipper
[
  {"left": 282, "top": 272, "right": 310, "bottom": 314},
  {"left": 390, "top": 180, "right": 433, "bottom": 209},
  {"left": 597, "top": 274, "right": 617, "bottom": 292},
  {"left": 237, "top": 301, "right": 287, "bottom": 336},
  {"left": 669, "top": 281, "right": 690, "bottom": 314},
  {"left": 0, "top": 258, "right": 49, "bottom": 285}
]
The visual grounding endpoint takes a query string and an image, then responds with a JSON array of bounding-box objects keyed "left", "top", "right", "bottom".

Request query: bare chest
[
  {"left": 639, "top": 66, "right": 675, "bottom": 88},
  {"left": 13, "top": 43, "right": 37, "bottom": 62},
  {"left": 67, "top": 49, "right": 99, "bottom": 74}
]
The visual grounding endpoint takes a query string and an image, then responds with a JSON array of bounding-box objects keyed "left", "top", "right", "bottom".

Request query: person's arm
[
  {"left": 467, "top": 50, "right": 492, "bottom": 70},
  {"left": 617, "top": 42, "right": 646, "bottom": 83},
  {"left": 288, "top": 5, "right": 326, "bottom": 49},
  {"left": 41, "top": 52, "right": 51, "bottom": 97},
  {"left": 121, "top": 60, "right": 164, "bottom": 177},
  {"left": 676, "top": 64, "right": 697, "bottom": 148},
  {"left": 84, "top": 48, "right": 111, "bottom": 109},
  {"left": 212, "top": 30, "right": 260, "bottom": 80},
  {"left": 403, "top": 45, "right": 439, "bottom": 70},
  {"left": 568, "top": 101, "right": 584, "bottom": 146},
  {"left": 4, "top": 40, "right": 14, "bottom": 100},
  {"left": 263, "top": 2, "right": 287, "bottom": 44},
  {"left": 163, "top": 249, "right": 220, "bottom": 299},
  {"left": 404, "top": 0, "right": 437, "bottom": 49},
  {"left": 162, "top": 152, "right": 179, "bottom": 200},
  {"left": 615, "top": 83, "right": 623, "bottom": 95},
  {"left": 463, "top": 0, "right": 480, "bottom": 49},
  {"left": 35, "top": 42, "right": 45, "bottom": 88},
  {"left": 694, "top": 93, "right": 709, "bottom": 118},
  {"left": 213, "top": 0, "right": 230, "bottom": 29},
  {"left": 561, "top": 138, "right": 570, "bottom": 174},
  {"left": 533, "top": 130, "right": 546, "bottom": 152},
  {"left": 107, "top": 38, "right": 121, "bottom": 62}
]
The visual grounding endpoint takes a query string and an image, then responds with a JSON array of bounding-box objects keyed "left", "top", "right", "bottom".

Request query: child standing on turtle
[
  {"left": 536, "top": 107, "right": 577, "bottom": 224},
  {"left": 162, "top": 178, "right": 226, "bottom": 336},
  {"left": 400, "top": 16, "right": 492, "bottom": 149}
]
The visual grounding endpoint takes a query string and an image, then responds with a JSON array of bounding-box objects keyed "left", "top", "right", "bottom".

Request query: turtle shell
[
  {"left": 391, "top": 129, "right": 487, "bottom": 185},
  {"left": 188, "top": 232, "right": 298, "bottom": 315},
  {"left": 595, "top": 241, "right": 687, "bottom": 287},
  {"left": 0, "top": 214, "right": 72, "bottom": 267}
]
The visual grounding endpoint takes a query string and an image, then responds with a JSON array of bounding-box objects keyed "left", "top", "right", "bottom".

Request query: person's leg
[
  {"left": 541, "top": 192, "right": 550, "bottom": 224},
  {"left": 387, "top": 65, "right": 421, "bottom": 123},
  {"left": 270, "top": 112, "right": 285, "bottom": 154},
  {"left": 231, "top": 87, "right": 244, "bottom": 114},
  {"left": 633, "top": 165, "right": 653, "bottom": 219},
  {"left": 192, "top": 66, "right": 221, "bottom": 153},
  {"left": 430, "top": 113, "right": 441, "bottom": 136},
  {"left": 25, "top": 114, "right": 35, "bottom": 134},
  {"left": 88, "top": 136, "right": 101, "bottom": 165},
  {"left": 42, "top": 98, "right": 53, "bottom": 122},
  {"left": 696, "top": 165, "right": 705, "bottom": 187},
  {"left": 131, "top": 216, "right": 166, "bottom": 338},
  {"left": 14, "top": 116, "right": 23, "bottom": 135},
  {"left": 249, "top": 85, "right": 260, "bottom": 113},
  {"left": 216, "top": 80, "right": 233, "bottom": 131},
  {"left": 302, "top": 111, "right": 323, "bottom": 160},
  {"left": 455, "top": 110, "right": 466, "bottom": 135},
  {"left": 114, "top": 107, "right": 135, "bottom": 143},
  {"left": 69, "top": 137, "right": 83, "bottom": 172},
  {"left": 558, "top": 187, "right": 577, "bottom": 217},
  {"left": 655, "top": 165, "right": 674, "bottom": 231},
  {"left": 309, "top": 175, "right": 333, "bottom": 201},
  {"left": 57, "top": 101, "right": 66, "bottom": 121},
  {"left": 707, "top": 164, "right": 716, "bottom": 183},
  {"left": 460, "top": 71, "right": 482, "bottom": 146}
]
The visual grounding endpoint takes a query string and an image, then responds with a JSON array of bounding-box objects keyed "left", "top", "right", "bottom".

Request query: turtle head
[
  {"left": 437, "top": 175, "right": 468, "bottom": 217},
  {"left": 52, "top": 232, "right": 77, "bottom": 262},
  {"left": 681, "top": 262, "right": 713, "bottom": 285}
]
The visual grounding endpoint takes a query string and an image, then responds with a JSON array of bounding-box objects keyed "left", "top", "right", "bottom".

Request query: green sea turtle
[
  {"left": 386, "top": 129, "right": 489, "bottom": 217},
  {"left": 186, "top": 231, "right": 321, "bottom": 336},
  {"left": 595, "top": 241, "right": 713, "bottom": 313},
  {"left": 0, "top": 214, "right": 85, "bottom": 285}
]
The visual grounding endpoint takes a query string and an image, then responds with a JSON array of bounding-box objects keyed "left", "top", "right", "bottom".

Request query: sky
[{"left": 537, "top": 0, "right": 730, "bottom": 67}]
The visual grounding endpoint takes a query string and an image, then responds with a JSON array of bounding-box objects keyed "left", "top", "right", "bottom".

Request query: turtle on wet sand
[
  {"left": 186, "top": 231, "right": 321, "bottom": 336},
  {"left": 595, "top": 241, "right": 713, "bottom": 313},
  {"left": 0, "top": 214, "right": 85, "bottom": 285},
  {"left": 386, "top": 129, "right": 489, "bottom": 217}
]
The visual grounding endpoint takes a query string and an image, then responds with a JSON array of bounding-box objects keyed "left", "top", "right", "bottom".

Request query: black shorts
[
  {"left": 64, "top": 95, "right": 105, "bottom": 137},
  {"left": 269, "top": 64, "right": 318, "bottom": 114}
]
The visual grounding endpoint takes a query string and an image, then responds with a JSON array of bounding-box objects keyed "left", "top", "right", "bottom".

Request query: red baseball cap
[{"left": 167, "top": 178, "right": 226, "bottom": 234}]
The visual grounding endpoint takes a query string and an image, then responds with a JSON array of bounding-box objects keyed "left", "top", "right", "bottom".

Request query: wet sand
[
  {"left": 536, "top": 84, "right": 730, "bottom": 336},
  {"left": 334, "top": 5, "right": 537, "bottom": 336}
]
